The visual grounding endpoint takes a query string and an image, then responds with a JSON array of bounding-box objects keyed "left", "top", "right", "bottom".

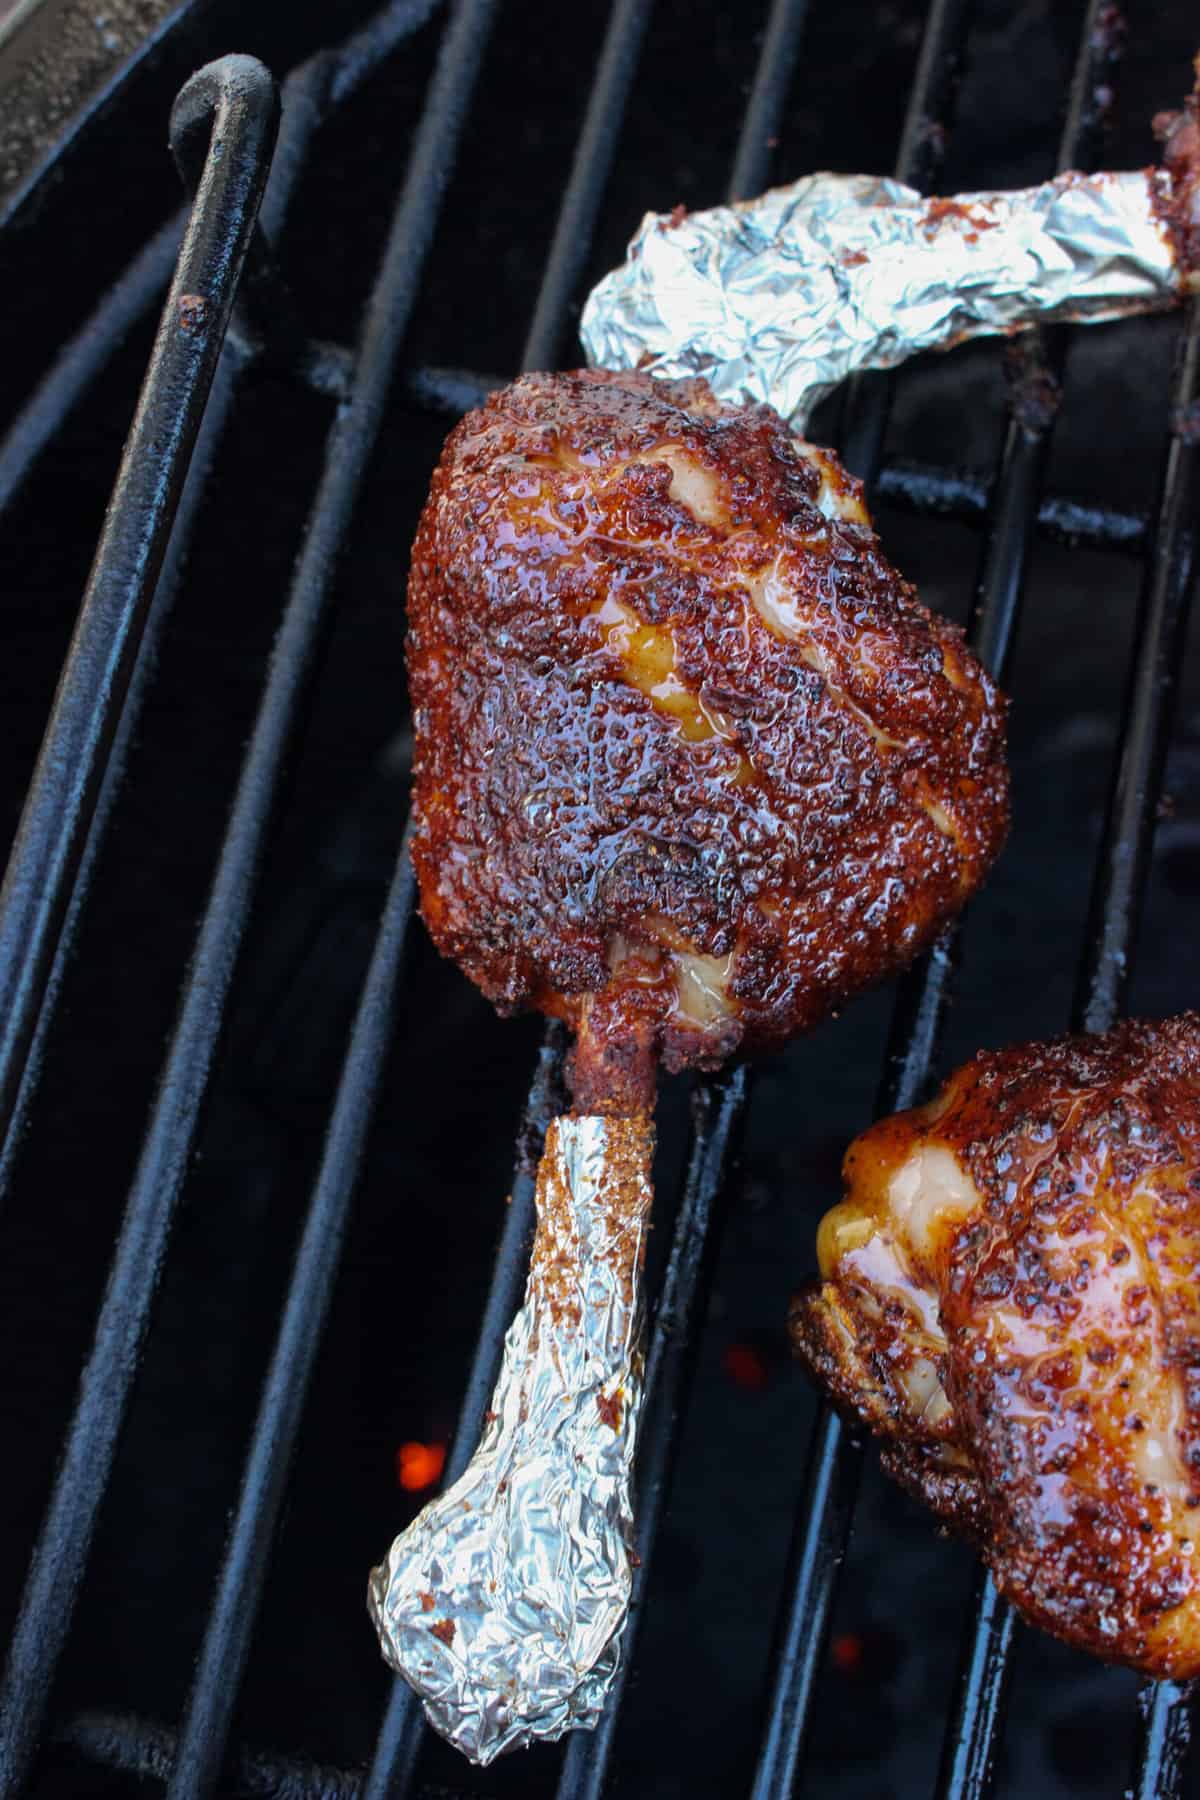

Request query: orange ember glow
[
  {"left": 722, "top": 1341, "right": 770, "bottom": 1391},
  {"left": 832, "top": 1632, "right": 864, "bottom": 1673},
  {"left": 396, "top": 1440, "right": 446, "bottom": 1492}
]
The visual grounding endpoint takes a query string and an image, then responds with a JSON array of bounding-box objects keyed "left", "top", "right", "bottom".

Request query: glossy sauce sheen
[
  {"left": 407, "top": 370, "right": 1009, "bottom": 1074},
  {"left": 791, "top": 1014, "right": 1200, "bottom": 1677}
]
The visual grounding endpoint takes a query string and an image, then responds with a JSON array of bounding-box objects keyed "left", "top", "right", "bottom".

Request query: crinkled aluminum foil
[
  {"left": 368, "top": 1113, "right": 654, "bottom": 1765},
  {"left": 581, "top": 168, "right": 1187, "bottom": 428}
]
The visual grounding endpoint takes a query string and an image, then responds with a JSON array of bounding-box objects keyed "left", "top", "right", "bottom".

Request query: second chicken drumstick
[{"left": 792, "top": 1013, "right": 1200, "bottom": 1679}]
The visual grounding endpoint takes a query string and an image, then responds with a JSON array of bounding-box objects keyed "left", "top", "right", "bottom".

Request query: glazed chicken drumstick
[
  {"left": 408, "top": 368, "right": 1008, "bottom": 1104},
  {"left": 792, "top": 1013, "right": 1200, "bottom": 1678},
  {"left": 369, "top": 368, "right": 1008, "bottom": 1760}
]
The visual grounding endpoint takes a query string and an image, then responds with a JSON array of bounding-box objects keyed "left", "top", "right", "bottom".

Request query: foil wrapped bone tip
[
  {"left": 580, "top": 166, "right": 1190, "bottom": 429},
  {"left": 368, "top": 1113, "right": 654, "bottom": 1766}
]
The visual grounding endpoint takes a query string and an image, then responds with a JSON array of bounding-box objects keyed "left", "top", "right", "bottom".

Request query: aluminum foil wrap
[
  {"left": 368, "top": 1113, "right": 654, "bottom": 1765},
  {"left": 581, "top": 168, "right": 1186, "bottom": 427}
]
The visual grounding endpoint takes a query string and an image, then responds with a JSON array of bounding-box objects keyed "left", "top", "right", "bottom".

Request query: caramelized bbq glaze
[
  {"left": 791, "top": 1014, "right": 1200, "bottom": 1677},
  {"left": 407, "top": 369, "right": 1008, "bottom": 1087}
]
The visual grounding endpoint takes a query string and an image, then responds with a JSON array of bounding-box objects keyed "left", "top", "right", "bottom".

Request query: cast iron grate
[{"left": 0, "top": 0, "right": 1195, "bottom": 1795}]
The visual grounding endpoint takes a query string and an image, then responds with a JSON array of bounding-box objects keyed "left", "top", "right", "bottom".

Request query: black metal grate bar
[
  {"left": 727, "top": 0, "right": 810, "bottom": 204},
  {"left": 935, "top": 1569, "right": 1019, "bottom": 1800},
  {"left": 836, "top": 0, "right": 971, "bottom": 486},
  {"left": 442, "top": 1023, "right": 572, "bottom": 1499},
  {"left": 937, "top": 291, "right": 1200, "bottom": 1800},
  {"left": 0, "top": 215, "right": 183, "bottom": 520},
  {"left": 521, "top": 0, "right": 656, "bottom": 371},
  {"left": 165, "top": 838, "right": 417, "bottom": 1797},
  {"left": 1129, "top": 1676, "right": 1195, "bottom": 1800},
  {"left": 747, "top": 6, "right": 979, "bottom": 1793},
  {"left": 877, "top": 463, "right": 1148, "bottom": 556},
  {"left": 751, "top": 3, "right": 1136, "bottom": 1790},
  {"left": 0, "top": 56, "right": 280, "bottom": 1172},
  {"left": 326, "top": 0, "right": 448, "bottom": 110},
  {"left": 1077, "top": 308, "right": 1200, "bottom": 1038},
  {"left": 0, "top": 0, "right": 500, "bottom": 1782},
  {"left": 1082, "top": 300, "right": 1200, "bottom": 1800},
  {"left": 55, "top": 1709, "right": 362, "bottom": 1800},
  {"left": 748, "top": 1405, "right": 864, "bottom": 1800},
  {"left": 0, "top": 347, "right": 238, "bottom": 1198}
]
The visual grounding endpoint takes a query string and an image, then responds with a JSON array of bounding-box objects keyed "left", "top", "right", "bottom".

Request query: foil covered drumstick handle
[
  {"left": 367, "top": 1113, "right": 654, "bottom": 1766},
  {"left": 581, "top": 161, "right": 1200, "bottom": 430}
]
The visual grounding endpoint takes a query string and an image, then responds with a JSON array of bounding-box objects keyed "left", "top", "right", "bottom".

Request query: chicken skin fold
[
  {"left": 791, "top": 1014, "right": 1200, "bottom": 1678},
  {"left": 406, "top": 369, "right": 1008, "bottom": 1106}
]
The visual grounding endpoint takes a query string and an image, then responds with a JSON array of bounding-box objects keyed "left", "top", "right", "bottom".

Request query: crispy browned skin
[
  {"left": 407, "top": 369, "right": 1008, "bottom": 1088},
  {"left": 791, "top": 1014, "right": 1200, "bottom": 1677}
]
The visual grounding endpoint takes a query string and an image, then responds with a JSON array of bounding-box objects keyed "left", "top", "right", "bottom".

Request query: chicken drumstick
[
  {"left": 792, "top": 1013, "right": 1200, "bottom": 1678},
  {"left": 370, "top": 368, "right": 1009, "bottom": 1759}
]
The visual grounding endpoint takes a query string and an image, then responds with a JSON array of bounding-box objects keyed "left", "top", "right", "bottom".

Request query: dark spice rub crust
[
  {"left": 407, "top": 369, "right": 1008, "bottom": 1078},
  {"left": 792, "top": 1014, "right": 1200, "bottom": 1678}
]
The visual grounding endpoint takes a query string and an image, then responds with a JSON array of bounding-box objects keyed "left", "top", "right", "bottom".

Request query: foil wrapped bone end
[
  {"left": 368, "top": 1113, "right": 654, "bottom": 1766},
  {"left": 580, "top": 166, "right": 1189, "bottom": 429}
]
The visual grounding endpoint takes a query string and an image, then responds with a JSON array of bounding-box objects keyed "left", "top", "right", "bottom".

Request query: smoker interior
[{"left": 0, "top": 0, "right": 1198, "bottom": 1795}]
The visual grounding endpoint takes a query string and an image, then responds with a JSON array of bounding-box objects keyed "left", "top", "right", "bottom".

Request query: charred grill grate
[{"left": 0, "top": 0, "right": 1195, "bottom": 1796}]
